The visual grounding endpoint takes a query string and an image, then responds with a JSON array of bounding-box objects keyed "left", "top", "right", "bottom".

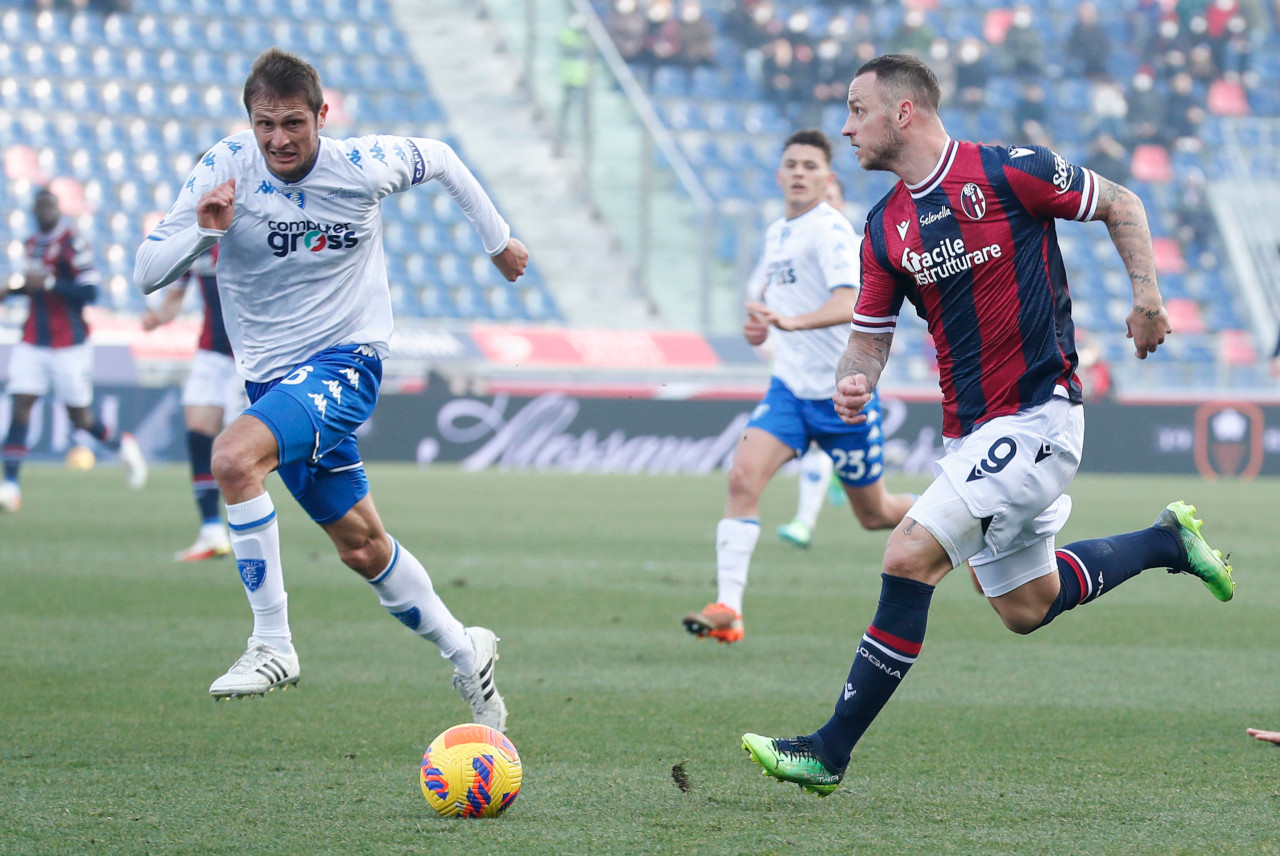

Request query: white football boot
[
  {"left": 118, "top": 432, "right": 148, "bottom": 490},
  {"left": 452, "top": 626, "right": 507, "bottom": 732},
  {"left": 209, "top": 639, "right": 300, "bottom": 699},
  {"left": 0, "top": 480, "right": 20, "bottom": 513},
  {"left": 175, "top": 524, "right": 233, "bottom": 562}
]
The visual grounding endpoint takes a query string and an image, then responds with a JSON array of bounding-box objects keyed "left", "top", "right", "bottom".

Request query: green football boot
[
  {"left": 1154, "top": 500, "right": 1235, "bottom": 602},
  {"left": 776, "top": 519, "right": 812, "bottom": 549},
  {"left": 741, "top": 733, "right": 843, "bottom": 797}
]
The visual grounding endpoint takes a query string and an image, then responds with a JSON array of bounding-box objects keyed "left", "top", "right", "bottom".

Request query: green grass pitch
[{"left": 3, "top": 464, "right": 1279, "bottom": 855}]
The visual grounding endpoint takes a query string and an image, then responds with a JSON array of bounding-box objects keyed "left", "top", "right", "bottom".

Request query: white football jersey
[
  {"left": 135, "top": 131, "right": 510, "bottom": 382},
  {"left": 746, "top": 202, "right": 859, "bottom": 399}
]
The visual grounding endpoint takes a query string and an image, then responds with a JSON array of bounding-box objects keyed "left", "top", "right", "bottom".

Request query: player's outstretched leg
[
  {"left": 118, "top": 431, "right": 148, "bottom": 490},
  {"left": 366, "top": 536, "right": 508, "bottom": 731},
  {"left": 683, "top": 518, "right": 757, "bottom": 643},
  {"left": 776, "top": 519, "right": 813, "bottom": 549},
  {"left": 741, "top": 733, "right": 843, "bottom": 796},
  {"left": 1154, "top": 500, "right": 1235, "bottom": 601},
  {"left": 177, "top": 430, "right": 232, "bottom": 561}
]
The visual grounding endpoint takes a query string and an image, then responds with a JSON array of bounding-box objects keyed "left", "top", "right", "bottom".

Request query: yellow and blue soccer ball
[
  {"left": 64, "top": 445, "right": 96, "bottom": 471},
  {"left": 419, "top": 723, "right": 521, "bottom": 818}
]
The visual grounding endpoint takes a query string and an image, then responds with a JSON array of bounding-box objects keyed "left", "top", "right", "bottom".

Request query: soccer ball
[
  {"left": 419, "top": 723, "right": 522, "bottom": 818},
  {"left": 65, "top": 445, "right": 96, "bottom": 471}
]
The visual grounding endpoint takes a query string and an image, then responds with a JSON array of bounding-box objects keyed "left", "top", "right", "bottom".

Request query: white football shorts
[
  {"left": 181, "top": 349, "right": 247, "bottom": 419},
  {"left": 4, "top": 341, "right": 95, "bottom": 408},
  {"left": 907, "top": 395, "right": 1084, "bottom": 597}
]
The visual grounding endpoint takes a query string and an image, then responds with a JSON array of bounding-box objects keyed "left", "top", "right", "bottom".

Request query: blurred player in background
[
  {"left": 778, "top": 174, "right": 854, "bottom": 550},
  {"left": 682, "top": 130, "right": 915, "bottom": 645},
  {"left": 140, "top": 244, "right": 243, "bottom": 561},
  {"left": 135, "top": 48, "right": 529, "bottom": 730},
  {"left": 743, "top": 54, "right": 1236, "bottom": 796},
  {"left": 1, "top": 187, "right": 147, "bottom": 513}
]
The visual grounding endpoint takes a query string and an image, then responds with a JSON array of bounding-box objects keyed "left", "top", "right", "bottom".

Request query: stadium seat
[
  {"left": 1219, "top": 329, "right": 1258, "bottom": 366},
  {"left": 1164, "top": 298, "right": 1205, "bottom": 334},
  {"left": 1152, "top": 237, "right": 1187, "bottom": 274},
  {"left": 1131, "top": 145, "right": 1174, "bottom": 183},
  {"left": 1207, "top": 79, "right": 1249, "bottom": 117}
]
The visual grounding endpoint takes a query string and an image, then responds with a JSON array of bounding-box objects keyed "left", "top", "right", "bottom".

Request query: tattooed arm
[
  {"left": 1090, "top": 174, "right": 1171, "bottom": 359},
  {"left": 833, "top": 329, "right": 893, "bottom": 425}
]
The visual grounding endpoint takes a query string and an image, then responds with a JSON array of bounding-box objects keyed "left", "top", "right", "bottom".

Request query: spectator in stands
[
  {"left": 676, "top": 1, "right": 716, "bottom": 77},
  {"left": 812, "top": 36, "right": 859, "bottom": 108},
  {"left": 1001, "top": 4, "right": 1046, "bottom": 79},
  {"left": 606, "top": 0, "right": 650, "bottom": 74},
  {"left": 1084, "top": 132, "right": 1131, "bottom": 184},
  {"left": 1076, "top": 332, "right": 1115, "bottom": 402},
  {"left": 1067, "top": 1, "right": 1112, "bottom": 80},
  {"left": 888, "top": 9, "right": 935, "bottom": 59},
  {"left": 762, "top": 36, "right": 799, "bottom": 107},
  {"left": 1165, "top": 71, "right": 1207, "bottom": 149},
  {"left": 1090, "top": 78, "right": 1130, "bottom": 139},
  {"left": 1173, "top": 167, "right": 1216, "bottom": 265},
  {"left": 1012, "top": 81, "right": 1049, "bottom": 142},
  {"left": 953, "top": 37, "right": 991, "bottom": 114},
  {"left": 1, "top": 187, "right": 147, "bottom": 514},
  {"left": 648, "top": 0, "right": 684, "bottom": 70},
  {"left": 554, "top": 15, "right": 591, "bottom": 158},
  {"left": 1125, "top": 68, "right": 1168, "bottom": 147},
  {"left": 1187, "top": 42, "right": 1221, "bottom": 86}
]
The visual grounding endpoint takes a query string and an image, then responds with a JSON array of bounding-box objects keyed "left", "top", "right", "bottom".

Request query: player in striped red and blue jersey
[
  {"left": 141, "top": 244, "right": 245, "bottom": 561},
  {"left": 743, "top": 54, "right": 1237, "bottom": 796},
  {"left": 1, "top": 188, "right": 146, "bottom": 513}
]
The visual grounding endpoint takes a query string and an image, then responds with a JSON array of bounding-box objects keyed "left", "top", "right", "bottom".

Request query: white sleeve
[
  {"left": 383, "top": 136, "right": 512, "bottom": 256},
  {"left": 817, "top": 215, "right": 860, "bottom": 291},
  {"left": 745, "top": 250, "right": 768, "bottom": 302},
  {"left": 134, "top": 145, "right": 231, "bottom": 294}
]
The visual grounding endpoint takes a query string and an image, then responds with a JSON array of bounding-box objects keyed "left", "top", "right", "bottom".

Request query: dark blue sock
[
  {"left": 812, "top": 574, "right": 935, "bottom": 772},
  {"left": 186, "top": 430, "right": 221, "bottom": 525},
  {"left": 87, "top": 419, "right": 113, "bottom": 447},
  {"left": 1038, "top": 526, "right": 1183, "bottom": 627},
  {"left": 2, "top": 419, "right": 27, "bottom": 483}
]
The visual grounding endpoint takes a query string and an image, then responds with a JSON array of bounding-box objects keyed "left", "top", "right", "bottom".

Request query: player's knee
[
  {"left": 881, "top": 543, "right": 924, "bottom": 581},
  {"left": 852, "top": 503, "right": 896, "bottom": 530},
  {"left": 999, "top": 611, "right": 1042, "bottom": 635},
  {"left": 336, "top": 534, "right": 387, "bottom": 576},
  {"left": 210, "top": 437, "right": 256, "bottom": 493},
  {"left": 725, "top": 465, "right": 763, "bottom": 502}
]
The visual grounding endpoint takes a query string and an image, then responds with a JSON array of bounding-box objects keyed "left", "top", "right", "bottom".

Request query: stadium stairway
[{"left": 387, "top": 0, "right": 660, "bottom": 329}]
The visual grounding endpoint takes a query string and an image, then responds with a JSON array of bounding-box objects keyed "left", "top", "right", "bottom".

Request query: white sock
[
  {"left": 226, "top": 493, "right": 292, "bottom": 655},
  {"left": 796, "top": 447, "right": 833, "bottom": 529},
  {"left": 716, "top": 518, "right": 760, "bottom": 614},
  {"left": 369, "top": 536, "right": 474, "bottom": 674}
]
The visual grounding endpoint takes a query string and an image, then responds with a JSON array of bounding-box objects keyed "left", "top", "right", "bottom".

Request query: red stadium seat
[
  {"left": 1219, "top": 329, "right": 1258, "bottom": 365},
  {"left": 1165, "top": 297, "right": 1204, "bottom": 334},
  {"left": 1130, "top": 144, "right": 1173, "bottom": 183},
  {"left": 1152, "top": 236, "right": 1187, "bottom": 274},
  {"left": 1207, "top": 79, "right": 1250, "bottom": 117},
  {"left": 4, "top": 144, "right": 44, "bottom": 183}
]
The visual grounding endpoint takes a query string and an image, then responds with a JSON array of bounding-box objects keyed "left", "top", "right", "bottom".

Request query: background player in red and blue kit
[
  {"left": 1, "top": 188, "right": 146, "bottom": 513},
  {"left": 142, "top": 245, "right": 244, "bottom": 561},
  {"left": 742, "top": 54, "right": 1237, "bottom": 796}
]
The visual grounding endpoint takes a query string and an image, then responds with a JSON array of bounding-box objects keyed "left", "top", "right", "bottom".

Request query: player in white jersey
[
  {"left": 134, "top": 49, "right": 527, "bottom": 730},
  {"left": 779, "top": 176, "right": 852, "bottom": 550},
  {"left": 682, "top": 130, "right": 915, "bottom": 644}
]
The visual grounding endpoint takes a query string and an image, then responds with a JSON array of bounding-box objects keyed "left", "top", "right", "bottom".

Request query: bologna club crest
[
  {"left": 1194, "top": 402, "right": 1265, "bottom": 480},
  {"left": 960, "top": 183, "right": 987, "bottom": 220}
]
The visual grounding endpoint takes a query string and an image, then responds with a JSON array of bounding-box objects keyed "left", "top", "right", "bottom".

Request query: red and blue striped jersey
[
  {"left": 176, "top": 246, "right": 232, "bottom": 357},
  {"left": 853, "top": 139, "right": 1099, "bottom": 438},
  {"left": 18, "top": 220, "right": 101, "bottom": 348}
]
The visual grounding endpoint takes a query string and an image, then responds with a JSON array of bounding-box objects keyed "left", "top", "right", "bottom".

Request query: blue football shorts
[
  {"left": 243, "top": 344, "right": 382, "bottom": 525},
  {"left": 746, "top": 376, "right": 885, "bottom": 487}
]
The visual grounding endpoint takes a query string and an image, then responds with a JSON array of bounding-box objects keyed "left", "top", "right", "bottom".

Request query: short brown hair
[
  {"left": 242, "top": 48, "right": 324, "bottom": 116},
  {"left": 782, "top": 129, "right": 833, "bottom": 165},
  {"left": 854, "top": 54, "right": 941, "bottom": 115}
]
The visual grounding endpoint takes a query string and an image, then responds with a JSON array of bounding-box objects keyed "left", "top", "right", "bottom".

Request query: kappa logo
[
  {"left": 355, "top": 345, "right": 378, "bottom": 358},
  {"left": 324, "top": 379, "right": 343, "bottom": 405},
  {"left": 341, "top": 367, "right": 360, "bottom": 389},
  {"left": 843, "top": 682, "right": 857, "bottom": 701},
  {"left": 895, "top": 220, "right": 910, "bottom": 240},
  {"left": 960, "top": 183, "right": 987, "bottom": 220},
  {"left": 308, "top": 392, "right": 327, "bottom": 419}
]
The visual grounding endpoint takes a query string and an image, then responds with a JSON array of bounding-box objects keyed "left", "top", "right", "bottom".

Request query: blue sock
[
  {"left": 2, "top": 419, "right": 26, "bottom": 483},
  {"left": 186, "top": 430, "right": 221, "bottom": 524},
  {"left": 1038, "top": 526, "right": 1182, "bottom": 627},
  {"left": 812, "top": 574, "right": 934, "bottom": 772},
  {"left": 87, "top": 419, "right": 112, "bottom": 447}
]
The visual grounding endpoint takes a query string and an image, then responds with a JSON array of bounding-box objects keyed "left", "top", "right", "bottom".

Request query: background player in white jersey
[
  {"left": 134, "top": 49, "right": 528, "bottom": 731},
  {"left": 140, "top": 245, "right": 244, "bottom": 561},
  {"left": 682, "top": 130, "right": 915, "bottom": 644},
  {"left": 779, "top": 175, "right": 851, "bottom": 550}
]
